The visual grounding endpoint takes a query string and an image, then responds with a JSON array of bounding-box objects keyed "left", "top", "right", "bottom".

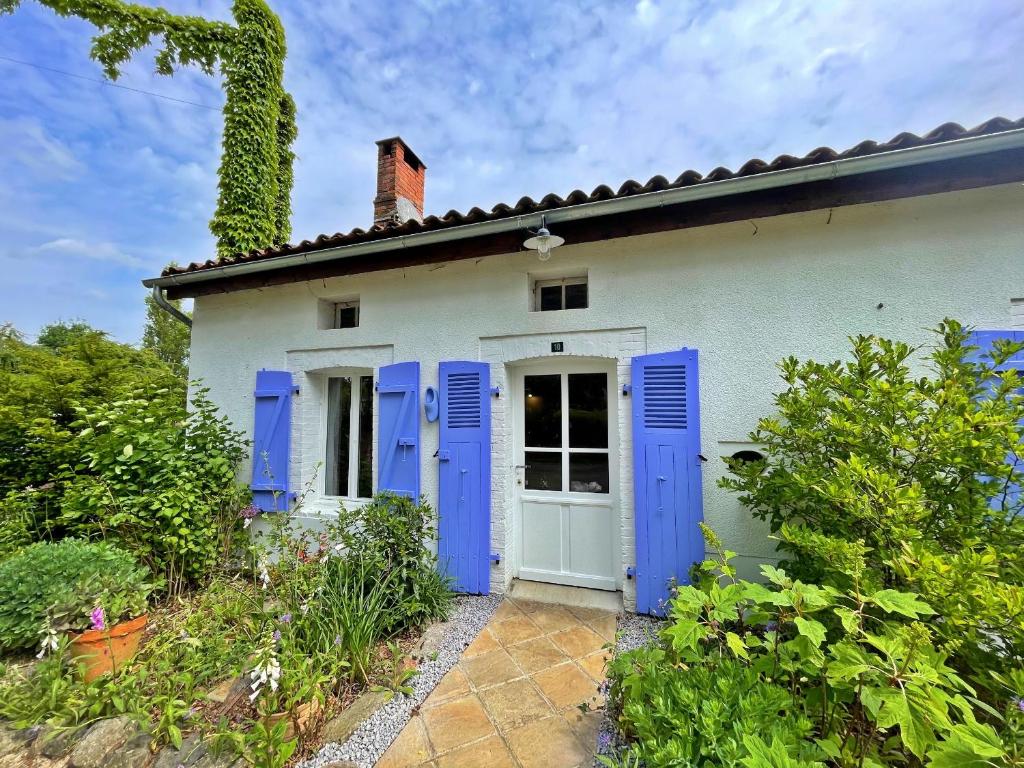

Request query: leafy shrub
[
  {"left": 0, "top": 539, "right": 152, "bottom": 651},
  {"left": 336, "top": 492, "right": 453, "bottom": 629},
  {"left": 605, "top": 529, "right": 1008, "bottom": 767},
  {"left": 721, "top": 320, "right": 1024, "bottom": 684},
  {"left": 0, "top": 322, "right": 182, "bottom": 504},
  {"left": 59, "top": 386, "right": 248, "bottom": 595}
]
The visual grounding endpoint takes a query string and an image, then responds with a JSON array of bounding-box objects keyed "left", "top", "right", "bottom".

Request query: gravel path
[
  {"left": 299, "top": 594, "right": 501, "bottom": 768},
  {"left": 593, "top": 611, "right": 664, "bottom": 765}
]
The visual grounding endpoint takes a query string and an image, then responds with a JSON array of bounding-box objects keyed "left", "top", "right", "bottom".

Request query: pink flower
[{"left": 90, "top": 606, "right": 105, "bottom": 632}]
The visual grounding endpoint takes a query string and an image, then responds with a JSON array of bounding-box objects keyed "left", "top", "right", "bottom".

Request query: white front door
[{"left": 514, "top": 361, "right": 619, "bottom": 591}]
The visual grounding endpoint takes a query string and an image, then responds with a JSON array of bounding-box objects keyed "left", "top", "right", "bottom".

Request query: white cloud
[{"left": 35, "top": 238, "right": 145, "bottom": 269}]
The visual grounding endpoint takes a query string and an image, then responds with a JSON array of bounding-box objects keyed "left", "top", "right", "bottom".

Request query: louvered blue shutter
[
  {"left": 967, "top": 330, "right": 1024, "bottom": 512},
  {"left": 437, "top": 362, "right": 491, "bottom": 594},
  {"left": 377, "top": 362, "right": 420, "bottom": 498},
  {"left": 631, "top": 349, "right": 703, "bottom": 615},
  {"left": 251, "top": 370, "right": 294, "bottom": 512}
]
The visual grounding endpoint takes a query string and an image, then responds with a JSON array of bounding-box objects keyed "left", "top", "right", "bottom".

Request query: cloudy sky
[{"left": 1, "top": 0, "right": 1022, "bottom": 341}]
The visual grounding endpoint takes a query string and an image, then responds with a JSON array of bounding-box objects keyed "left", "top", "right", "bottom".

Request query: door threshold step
[{"left": 507, "top": 579, "right": 623, "bottom": 613}]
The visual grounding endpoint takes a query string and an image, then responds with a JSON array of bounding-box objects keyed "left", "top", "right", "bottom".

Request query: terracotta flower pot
[
  {"left": 266, "top": 699, "right": 322, "bottom": 741},
  {"left": 69, "top": 614, "right": 149, "bottom": 682}
]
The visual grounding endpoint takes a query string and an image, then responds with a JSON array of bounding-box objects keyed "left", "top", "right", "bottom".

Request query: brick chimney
[{"left": 373, "top": 137, "right": 426, "bottom": 225}]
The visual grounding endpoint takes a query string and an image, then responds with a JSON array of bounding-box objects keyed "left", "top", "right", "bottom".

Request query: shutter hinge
[
  {"left": 435, "top": 450, "right": 451, "bottom": 461},
  {"left": 697, "top": 454, "right": 708, "bottom": 465},
  {"left": 490, "top": 386, "right": 501, "bottom": 398},
  {"left": 292, "top": 385, "right": 300, "bottom": 395},
  {"left": 490, "top": 552, "right": 501, "bottom": 564},
  {"left": 625, "top": 566, "right": 636, "bottom": 579},
  {"left": 622, "top": 383, "right": 632, "bottom": 396}
]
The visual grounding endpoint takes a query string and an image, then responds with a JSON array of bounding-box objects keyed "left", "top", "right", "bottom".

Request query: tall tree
[
  {"left": 1, "top": 0, "right": 298, "bottom": 259},
  {"left": 142, "top": 293, "right": 190, "bottom": 378}
]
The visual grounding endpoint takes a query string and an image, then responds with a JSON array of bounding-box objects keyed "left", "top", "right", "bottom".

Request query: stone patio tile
[
  {"left": 421, "top": 695, "right": 495, "bottom": 754},
  {"left": 462, "top": 627, "right": 501, "bottom": 658},
  {"left": 532, "top": 663, "right": 601, "bottom": 710},
  {"left": 508, "top": 598, "right": 547, "bottom": 614},
  {"left": 506, "top": 715, "right": 590, "bottom": 768},
  {"left": 433, "top": 735, "right": 515, "bottom": 768},
  {"left": 567, "top": 605, "right": 616, "bottom": 623},
  {"left": 563, "top": 706, "right": 604, "bottom": 748},
  {"left": 529, "top": 605, "right": 582, "bottom": 634},
  {"left": 577, "top": 650, "right": 611, "bottom": 682},
  {"left": 550, "top": 625, "right": 607, "bottom": 659},
  {"left": 377, "top": 715, "right": 432, "bottom": 768},
  {"left": 585, "top": 613, "right": 619, "bottom": 642},
  {"left": 479, "top": 677, "right": 554, "bottom": 729},
  {"left": 506, "top": 635, "right": 570, "bottom": 675},
  {"left": 461, "top": 648, "right": 524, "bottom": 689},
  {"left": 491, "top": 600, "right": 525, "bottom": 622},
  {"left": 489, "top": 614, "right": 543, "bottom": 647},
  {"left": 422, "top": 666, "right": 471, "bottom": 709}
]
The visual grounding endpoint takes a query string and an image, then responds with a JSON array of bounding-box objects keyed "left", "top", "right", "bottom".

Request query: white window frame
[
  {"left": 334, "top": 300, "right": 360, "bottom": 329},
  {"left": 521, "top": 369, "right": 611, "bottom": 495},
  {"left": 322, "top": 369, "right": 373, "bottom": 501},
  {"left": 532, "top": 275, "right": 588, "bottom": 312}
]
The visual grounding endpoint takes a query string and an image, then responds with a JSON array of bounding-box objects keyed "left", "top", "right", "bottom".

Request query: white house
[{"left": 144, "top": 117, "right": 1024, "bottom": 613}]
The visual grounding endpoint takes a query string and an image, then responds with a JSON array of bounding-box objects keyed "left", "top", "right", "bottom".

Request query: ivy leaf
[
  {"left": 794, "top": 616, "right": 826, "bottom": 647},
  {"left": 122, "top": 443, "right": 133, "bottom": 458},
  {"left": 867, "top": 589, "right": 933, "bottom": 618}
]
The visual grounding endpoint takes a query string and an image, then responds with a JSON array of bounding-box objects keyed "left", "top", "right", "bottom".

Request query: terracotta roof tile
[{"left": 163, "top": 116, "right": 1024, "bottom": 278}]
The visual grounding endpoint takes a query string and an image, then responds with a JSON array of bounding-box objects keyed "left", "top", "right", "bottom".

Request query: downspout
[{"left": 151, "top": 285, "right": 193, "bottom": 328}]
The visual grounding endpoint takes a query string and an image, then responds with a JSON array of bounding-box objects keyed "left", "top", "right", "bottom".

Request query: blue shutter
[
  {"left": 377, "top": 361, "right": 420, "bottom": 498},
  {"left": 967, "top": 330, "right": 1024, "bottom": 512},
  {"left": 437, "top": 361, "right": 491, "bottom": 594},
  {"left": 631, "top": 349, "right": 703, "bottom": 615},
  {"left": 251, "top": 370, "right": 294, "bottom": 512}
]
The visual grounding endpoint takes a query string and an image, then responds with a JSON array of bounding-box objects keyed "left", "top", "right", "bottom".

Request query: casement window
[
  {"left": 533, "top": 276, "right": 588, "bottom": 312},
  {"left": 325, "top": 373, "right": 373, "bottom": 498},
  {"left": 523, "top": 372, "right": 609, "bottom": 493},
  {"left": 334, "top": 300, "right": 360, "bottom": 329},
  {"left": 317, "top": 298, "right": 360, "bottom": 329}
]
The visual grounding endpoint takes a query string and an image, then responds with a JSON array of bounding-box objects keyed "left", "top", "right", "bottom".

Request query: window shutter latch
[{"left": 621, "top": 383, "right": 632, "bottom": 396}]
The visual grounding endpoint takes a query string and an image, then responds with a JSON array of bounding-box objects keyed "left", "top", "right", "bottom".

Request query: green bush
[
  {"left": 0, "top": 539, "right": 152, "bottom": 651},
  {"left": 59, "top": 386, "right": 248, "bottom": 595},
  {"left": 604, "top": 530, "right": 1007, "bottom": 767},
  {"left": 721, "top": 320, "right": 1024, "bottom": 685},
  {"left": 0, "top": 322, "right": 182, "bottom": 505},
  {"left": 336, "top": 492, "right": 453, "bottom": 630}
]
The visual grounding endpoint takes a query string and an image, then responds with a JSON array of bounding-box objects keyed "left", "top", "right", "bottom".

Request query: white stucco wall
[{"left": 189, "top": 183, "right": 1024, "bottom": 608}]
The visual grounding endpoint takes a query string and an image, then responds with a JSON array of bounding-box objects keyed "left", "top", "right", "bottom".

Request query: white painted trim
[
  {"left": 511, "top": 359, "right": 621, "bottom": 592},
  {"left": 481, "top": 327, "right": 644, "bottom": 605}
]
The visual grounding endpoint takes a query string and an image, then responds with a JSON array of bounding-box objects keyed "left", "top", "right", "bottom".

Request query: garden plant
[
  {"left": 604, "top": 320, "right": 1024, "bottom": 767},
  {"left": 0, "top": 491, "right": 453, "bottom": 767}
]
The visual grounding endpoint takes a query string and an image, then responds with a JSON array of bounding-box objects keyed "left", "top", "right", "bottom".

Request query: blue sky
[{"left": 1, "top": 0, "right": 1022, "bottom": 342}]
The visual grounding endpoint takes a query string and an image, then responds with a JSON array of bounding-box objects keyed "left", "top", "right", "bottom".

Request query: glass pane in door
[
  {"left": 568, "top": 373, "right": 608, "bottom": 448},
  {"left": 569, "top": 453, "right": 609, "bottom": 493},
  {"left": 524, "top": 374, "right": 561, "bottom": 447},
  {"left": 525, "top": 451, "right": 562, "bottom": 491}
]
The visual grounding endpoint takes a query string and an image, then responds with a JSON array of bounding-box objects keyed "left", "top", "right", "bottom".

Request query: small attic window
[
  {"left": 318, "top": 298, "right": 360, "bottom": 330},
  {"left": 334, "top": 301, "right": 359, "bottom": 329},
  {"left": 533, "top": 275, "right": 588, "bottom": 312}
]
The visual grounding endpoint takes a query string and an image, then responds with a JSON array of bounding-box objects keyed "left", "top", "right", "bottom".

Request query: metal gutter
[
  {"left": 144, "top": 127, "right": 1024, "bottom": 289},
  {"left": 151, "top": 285, "right": 193, "bottom": 328}
]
